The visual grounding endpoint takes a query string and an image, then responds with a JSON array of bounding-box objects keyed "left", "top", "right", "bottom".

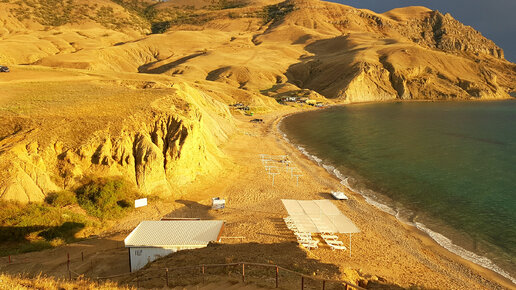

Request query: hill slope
[
  {"left": 0, "top": 0, "right": 515, "bottom": 200},
  {"left": 0, "top": 1, "right": 515, "bottom": 289}
]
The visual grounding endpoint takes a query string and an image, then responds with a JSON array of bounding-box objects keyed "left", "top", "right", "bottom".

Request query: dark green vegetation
[
  {"left": 0, "top": 178, "right": 141, "bottom": 256},
  {"left": 260, "top": 2, "right": 295, "bottom": 24},
  {"left": 8, "top": 0, "right": 148, "bottom": 31},
  {"left": 76, "top": 178, "right": 140, "bottom": 220},
  {"left": 3, "top": 0, "right": 295, "bottom": 34}
]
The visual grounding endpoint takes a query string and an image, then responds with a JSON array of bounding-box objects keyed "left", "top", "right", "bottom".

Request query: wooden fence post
[
  {"left": 8, "top": 255, "right": 11, "bottom": 263},
  {"left": 242, "top": 263, "right": 245, "bottom": 283},
  {"left": 67, "top": 253, "right": 70, "bottom": 271},
  {"left": 202, "top": 265, "right": 205, "bottom": 284},
  {"left": 301, "top": 276, "right": 304, "bottom": 290},
  {"left": 322, "top": 280, "right": 326, "bottom": 290},
  {"left": 275, "top": 266, "right": 279, "bottom": 288},
  {"left": 166, "top": 268, "right": 169, "bottom": 287},
  {"left": 81, "top": 252, "right": 84, "bottom": 262}
]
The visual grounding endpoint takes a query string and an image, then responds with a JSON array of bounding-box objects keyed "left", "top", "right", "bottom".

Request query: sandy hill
[
  {"left": 0, "top": 0, "right": 515, "bottom": 202},
  {"left": 0, "top": 1, "right": 515, "bottom": 289}
]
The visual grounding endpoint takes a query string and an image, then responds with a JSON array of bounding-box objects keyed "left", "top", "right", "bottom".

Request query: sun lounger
[
  {"left": 299, "top": 239, "right": 318, "bottom": 249},
  {"left": 286, "top": 223, "right": 297, "bottom": 229},
  {"left": 325, "top": 240, "right": 344, "bottom": 246},
  {"left": 285, "top": 222, "right": 298, "bottom": 230},
  {"left": 284, "top": 217, "right": 298, "bottom": 230},
  {"left": 323, "top": 237, "right": 346, "bottom": 250},
  {"left": 294, "top": 232, "right": 312, "bottom": 239},
  {"left": 328, "top": 243, "right": 346, "bottom": 251},
  {"left": 321, "top": 234, "right": 339, "bottom": 240}
]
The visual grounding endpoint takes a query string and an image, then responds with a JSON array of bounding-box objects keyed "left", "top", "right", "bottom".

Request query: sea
[{"left": 280, "top": 100, "right": 516, "bottom": 284}]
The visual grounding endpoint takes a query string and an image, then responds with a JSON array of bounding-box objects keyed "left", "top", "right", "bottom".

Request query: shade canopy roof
[
  {"left": 281, "top": 199, "right": 360, "bottom": 234},
  {"left": 124, "top": 220, "right": 224, "bottom": 247}
]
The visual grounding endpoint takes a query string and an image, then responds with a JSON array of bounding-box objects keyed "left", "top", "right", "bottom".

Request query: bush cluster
[
  {"left": 0, "top": 178, "right": 140, "bottom": 256},
  {"left": 45, "top": 191, "right": 77, "bottom": 207},
  {"left": 76, "top": 178, "right": 139, "bottom": 220}
]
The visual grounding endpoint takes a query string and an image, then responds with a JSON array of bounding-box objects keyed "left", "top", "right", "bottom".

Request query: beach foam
[
  {"left": 278, "top": 120, "right": 516, "bottom": 285},
  {"left": 415, "top": 222, "right": 516, "bottom": 284}
]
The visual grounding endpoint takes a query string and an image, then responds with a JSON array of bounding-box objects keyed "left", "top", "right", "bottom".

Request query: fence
[
  {"left": 3, "top": 247, "right": 365, "bottom": 289},
  {"left": 95, "top": 261, "right": 365, "bottom": 290}
]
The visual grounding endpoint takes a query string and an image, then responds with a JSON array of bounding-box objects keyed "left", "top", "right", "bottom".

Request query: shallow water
[{"left": 281, "top": 101, "right": 516, "bottom": 281}]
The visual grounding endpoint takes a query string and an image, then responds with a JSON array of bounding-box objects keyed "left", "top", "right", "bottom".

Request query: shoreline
[
  {"left": 276, "top": 105, "right": 516, "bottom": 288},
  {"left": 1, "top": 103, "right": 515, "bottom": 289}
]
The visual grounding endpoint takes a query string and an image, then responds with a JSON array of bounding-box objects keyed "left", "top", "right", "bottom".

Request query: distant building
[
  {"left": 282, "top": 96, "right": 298, "bottom": 102},
  {"left": 124, "top": 220, "right": 224, "bottom": 272}
]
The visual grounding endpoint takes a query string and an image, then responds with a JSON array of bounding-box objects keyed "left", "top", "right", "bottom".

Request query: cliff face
[
  {"left": 394, "top": 10, "right": 504, "bottom": 59},
  {"left": 0, "top": 82, "right": 234, "bottom": 202}
]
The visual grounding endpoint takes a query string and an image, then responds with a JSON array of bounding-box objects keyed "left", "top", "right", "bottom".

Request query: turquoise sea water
[{"left": 281, "top": 101, "right": 516, "bottom": 282}]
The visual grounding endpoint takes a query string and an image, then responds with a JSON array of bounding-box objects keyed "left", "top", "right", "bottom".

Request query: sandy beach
[{"left": 2, "top": 107, "right": 514, "bottom": 289}]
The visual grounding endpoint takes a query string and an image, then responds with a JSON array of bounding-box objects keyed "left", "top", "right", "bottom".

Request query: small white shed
[{"left": 124, "top": 220, "right": 224, "bottom": 272}]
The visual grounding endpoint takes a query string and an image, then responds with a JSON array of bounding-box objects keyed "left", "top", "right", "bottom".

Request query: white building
[{"left": 124, "top": 220, "right": 225, "bottom": 272}]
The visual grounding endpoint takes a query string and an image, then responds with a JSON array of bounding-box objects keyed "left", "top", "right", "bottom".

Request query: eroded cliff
[{"left": 0, "top": 81, "right": 234, "bottom": 202}]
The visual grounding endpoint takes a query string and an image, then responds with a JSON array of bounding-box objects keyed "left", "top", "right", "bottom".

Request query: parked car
[{"left": 0, "top": 66, "right": 9, "bottom": 72}]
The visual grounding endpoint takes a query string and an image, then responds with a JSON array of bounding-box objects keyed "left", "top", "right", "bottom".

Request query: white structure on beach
[
  {"left": 281, "top": 199, "right": 360, "bottom": 255},
  {"left": 124, "top": 220, "right": 224, "bottom": 272}
]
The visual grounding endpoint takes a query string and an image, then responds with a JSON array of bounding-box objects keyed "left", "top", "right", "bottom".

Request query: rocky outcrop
[
  {"left": 0, "top": 133, "right": 60, "bottom": 203},
  {"left": 394, "top": 11, "right": 504, "bottom": 59},
  {"left": 0, "top": 83, "right": 233, "bottom": 203}
]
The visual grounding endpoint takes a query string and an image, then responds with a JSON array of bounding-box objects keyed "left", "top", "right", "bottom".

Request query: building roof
[
  {"left": 124, "top": 220, "right": 224, "bottom": 247},
  {"left": 281, "top": 199, "right": 360, "bottom": 234}
]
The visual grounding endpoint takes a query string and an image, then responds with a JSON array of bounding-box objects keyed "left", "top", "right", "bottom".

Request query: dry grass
[{"left": 0, "top": 273, "right": 133, "bottom": 289}]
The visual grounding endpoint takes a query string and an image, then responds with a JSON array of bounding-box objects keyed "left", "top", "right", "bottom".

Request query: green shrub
[
  {"left": 0, "top": 201, "right": 94, "bottom": 256},
  {"left": 38, "top": 221, "right": 85, "bottom": 242},
  {"left": 76, "top": 178, "right": 139, "bottom": 220},
  {"left": 45, "top": 191, "right": 77, "bottom": 207},
  {"left": 151, "top": 21, "right": 171, "bottom": 34},
  {"left": 261, "top": 2, "right": 295, "bottom": 24},
  {"left": 0, "top": 178, "right": 138, "bottom": 256}
]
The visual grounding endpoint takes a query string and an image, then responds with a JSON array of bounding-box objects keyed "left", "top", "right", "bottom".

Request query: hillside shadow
[
  {"left": 0, "top": 223, "right": 84, "bottom": 244},
  {"left": 117, "top": 240, "right": 414, "bottom": 289},
  {"left": 0, "top": 226, "right": 49, "bottom": 244},
  {"left": 164, "top": 199, "right": 214, "bottom": 220},
  {"left": 38, "top": 222, "right": 85, "bottom": 242},
  {"left": 284, "top": 35, "right": 369, "bottom": 96},
  {"left": 0, "top": 235, "right": 131, "bottom": 282},
  {"left": 0, "top": 223, "right": 85, "bottom": 257},
  {"left": 138, "top": 52, "right": 206, "bottom": 74},
  {"left": 118, "top": 241, "right": 346, "bottom": 288}
]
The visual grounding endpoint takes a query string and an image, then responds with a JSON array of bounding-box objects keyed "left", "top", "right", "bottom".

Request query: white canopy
[
  {"left": 281, "top": 199, "right": 360, "bottom": 256},
  {"left": 281, "top": 199, "right": 360, "bottom": 234}
]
